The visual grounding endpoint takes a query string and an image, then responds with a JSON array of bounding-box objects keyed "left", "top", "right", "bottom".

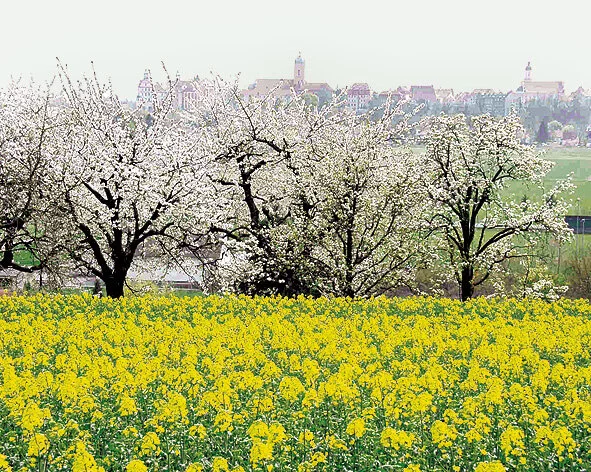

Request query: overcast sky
[{"left": 2, "top": 0, "right": 589, "bottom": 100}]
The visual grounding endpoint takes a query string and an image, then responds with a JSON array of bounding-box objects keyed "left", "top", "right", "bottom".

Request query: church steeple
[
  {"left": 524, "top": 61, "right": 532, "bottom": 81},
  {"left": 294, "top": 52, "right": 305, "bottom": 90}
]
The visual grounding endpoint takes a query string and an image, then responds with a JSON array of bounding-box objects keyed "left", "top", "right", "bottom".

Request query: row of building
[
  {"left": 350, "top": 61, "right": 583, "bottom": 116},
  {"left": 136, "top": 57, "right": 589, "bottom": 116}
]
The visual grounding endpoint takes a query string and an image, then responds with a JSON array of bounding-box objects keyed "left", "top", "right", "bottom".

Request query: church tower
[
  {"left": 524, "top": 61, "right": 532, "bottom": 82},
  {"left": 137, "top": 69, "right": 155, "bottom": 112},
  {"left": 294, "top": 53, "right": 305, "bottom": 91}
]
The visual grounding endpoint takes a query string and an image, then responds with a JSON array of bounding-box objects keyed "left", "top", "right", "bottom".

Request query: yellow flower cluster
[
  {"left": 500, "top": 426, "right": 525, "bottom": 459},
  {"left": 535, "top": 425, "right": 577, "bottom": 458},
  {"left": 0, "top": 455, "right": 11, "bottom": 472},
  {"left": 72, "top": 441, "right": 104, "bottom": 472},
  {"left": 140, "top": 431, "right": 161, "bottom": 456},
  {"left": 345, "top": 418, "right": 365, "bottom": 439},
  {"left": 1, "top": 293, "right": 591, "bottom": 471},
  {"left": 380, "top": 428, "right": 416, "bottom": 450},
  {"left": 474, "top": 461, "right": 506, "bottom": 472},
  {"left": 247, "top": 420, "right": 287, "bottom": 466},
  {"left": 431, "top": 420, "right": 458, "bottom": 450}
]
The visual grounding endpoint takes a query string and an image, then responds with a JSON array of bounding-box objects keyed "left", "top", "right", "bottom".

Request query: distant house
[
  {"left": 435, "top": 88, "right": 455, "bottom": 103},
  {"left": 137, "top": 70, "right": 155, "bottom": 112},
  {"left": 472, "top": 88, "right": 496, "bottom": 95},
  {"left": 504, "top": 91, "right": 524, "bottom": 114},
  {"left": 562, "top": 136, "right": 580, "bottom": 147},
  {"left": 243, "top": 78, "right": 294, "bottom": 100},
  {"left": 569, "top": 86, "right": 591, "bottom": 100},
  {"left": 471, "top": 91, "right": 507, "bottom": 116},
  {"left": 347, "top": 83, "right": 372, "bottom": 113},
  {"left": 569, "top": 87, "right": 591, "bottom": 110},
  {"left": 565, "top": 216, "right": 591, "bottom": 234},
  {"left": 304, "top": 82, "right": 334, "bottom": 106},
  {"left": 396, "top": 86, "right": 411, "bottom": 101},
  {"left": 377, "top": 89, "right": 407, "bottom": 105},
  {"left": 454, "top": 92, "right": 473, "bottom": 104},
  {"left": 448, "top": 92, "right": 470, "bottom": 113},
  {"left": 410, "top": 85, "right": 437, "bottom": 103},
  {"left": 136, "top": 71, "right": 211, "bottom": 112},
  {"left": 174, "top": 79, "right": 202, "bottom": 111}
]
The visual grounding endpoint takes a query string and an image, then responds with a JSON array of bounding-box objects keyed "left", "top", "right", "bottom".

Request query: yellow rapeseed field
[{"left": 1, "top": 294, "right": 591, "bottom": 471}]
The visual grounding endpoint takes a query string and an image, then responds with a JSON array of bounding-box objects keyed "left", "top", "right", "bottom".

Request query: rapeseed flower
[
  {"left": 140, "top": 432, "right": 161, "bottom": 456},
  {"left": 186, "top": 463, "right": 204, "bottom": 472},
  {"left": 0, "top": 454, "right": 11, "bottom": 472},
  {"left": 72, "top": 442, "right": 104, "bottom": 472},
  {"left": 1, "top": 294, "right": 591, "bottom": 470},
  {"left": 346, "top": 418, "right": 365, "bottom": 439},
  {"left": 212, "top": 457, "right": 230, "bottom": 472},
  {"left": 27, "top": 433, "right": 50, "bottom": 457},
  {"left": 126, "top": 460, "right": 147, "bottom": 472},
  {"left": 380, "top": 428, "right": 415, "bottom": 450},
  {"left": 474, "top": 461, "right": 506, "bottom": 472}
]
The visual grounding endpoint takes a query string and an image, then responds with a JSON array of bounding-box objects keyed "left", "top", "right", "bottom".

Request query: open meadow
[
  {"left": 410, "top": 146, "right": 591, "bottom": 215},
  {"left": 506, "top": 147, "right": 591, "bottom": 215},
  {"left": 1, "top": 294, "right": 591, "bottom": 471}
]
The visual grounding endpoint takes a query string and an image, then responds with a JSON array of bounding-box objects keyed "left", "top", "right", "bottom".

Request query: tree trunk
[
  {"left": 460, "top": 265, "right": 474, "bottom": 301},
  {"left": 104, "top": 276, "right": 126, "bottom": 298},
  {"left": 344, "top": 227, "right": 355, "bottom": 298}
]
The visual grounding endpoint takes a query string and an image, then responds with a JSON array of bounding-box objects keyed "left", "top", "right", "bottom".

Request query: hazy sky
[{"left": 2, "top": 0, "right": 590, "bottom": 100}]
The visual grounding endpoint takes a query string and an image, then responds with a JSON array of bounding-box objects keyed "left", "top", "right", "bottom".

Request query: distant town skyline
[{"left": 2, "top": 0, "right": 590, "bottom": 100}]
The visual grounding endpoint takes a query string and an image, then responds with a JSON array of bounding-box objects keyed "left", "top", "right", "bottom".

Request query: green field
[
  {"left": 507, "top": 147, "right": 591, "bottom": 215},
  {"left": 411, "top": 146, "right": 591, "bottom": 215}
]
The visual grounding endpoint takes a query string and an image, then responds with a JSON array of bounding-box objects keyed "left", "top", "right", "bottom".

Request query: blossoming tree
[
  {"left": 197, "top": 80, "right": 427, "bottom": 297},
  {"left": 195, "top": 78, "right": 322, "bottom": 295},
  {"left": 0, "top": 81, "right": 64, "bottom": 275},
  {"left": 293, "top": 100, "right": 428, "bottom": 297},
  {"left": 421, "top": 113, "right": 572, "bottom": 301},
  {"left": 50, "top": 66, "right": 213, "bottom": 297}
]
